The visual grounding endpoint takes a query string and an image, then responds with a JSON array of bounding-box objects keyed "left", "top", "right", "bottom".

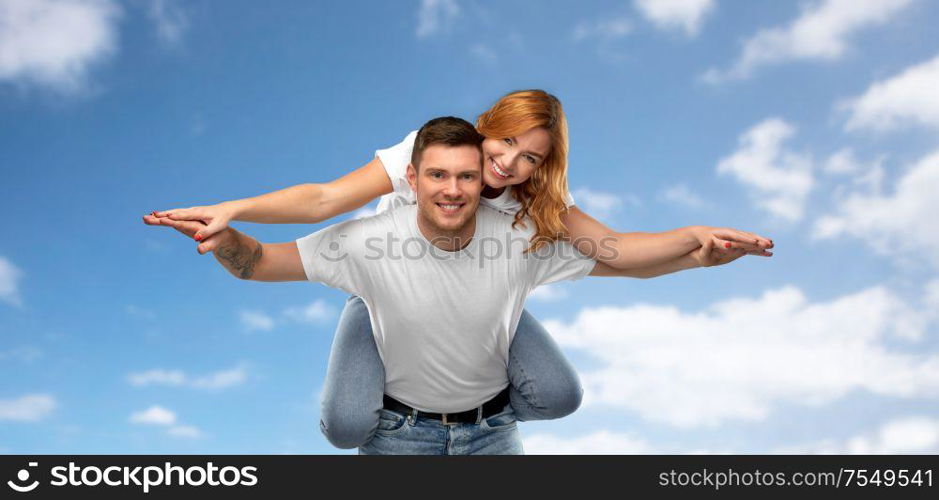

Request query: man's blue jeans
[
  {"left": 358, "top": 405, "right": 524, "bottom": 455},
  {"left": 319, "top": 296, "right": 582, "bottom": 451}
]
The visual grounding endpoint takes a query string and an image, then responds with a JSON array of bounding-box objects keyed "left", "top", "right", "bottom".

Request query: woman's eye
[
  {"left": 503, "top": 138, "right": 513, "bottom": 145},
  {"left": 525, "top": 155, "right": 536, "bottom": 164}
]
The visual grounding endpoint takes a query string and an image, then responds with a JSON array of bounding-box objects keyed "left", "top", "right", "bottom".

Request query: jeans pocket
[
  {"left": 376, "top": 409, "right": 409, "bottom": 435},
  {"left": 482, "top": 406, "right": 517, "bottom": 431}
]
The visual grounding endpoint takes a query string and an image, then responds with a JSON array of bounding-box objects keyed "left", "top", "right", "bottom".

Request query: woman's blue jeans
[{"left": 319, "top": 296, "right": 583, "bottom": 449}]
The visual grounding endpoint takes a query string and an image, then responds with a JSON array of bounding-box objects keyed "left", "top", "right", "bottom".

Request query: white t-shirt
[
  {"left": 296, "top": 204, "right": 596, "bottom": 413},
  {"left": 375, "top": 130, "right": 576, "bottom": 215}
]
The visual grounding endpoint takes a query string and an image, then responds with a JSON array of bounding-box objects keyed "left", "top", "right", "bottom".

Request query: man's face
[{"left": 406, "top": 144, "right": 483, "bottom": 235}]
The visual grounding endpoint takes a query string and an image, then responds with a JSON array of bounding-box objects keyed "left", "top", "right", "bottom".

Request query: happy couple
[{"left": 144, "top": 91, "right": 773, "bottom": 455}]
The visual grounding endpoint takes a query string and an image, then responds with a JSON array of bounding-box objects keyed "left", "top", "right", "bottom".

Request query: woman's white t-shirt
[{"left": 374, "top": 130, "right": 575, "bottom": 215}]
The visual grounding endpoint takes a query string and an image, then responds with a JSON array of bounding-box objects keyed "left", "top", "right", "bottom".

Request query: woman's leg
[
  {"left": 319, "top": 296, "right": 385, "bottom": 449},
  {"left": 507, "top": 309, "right": 583, "bottom": 421}
]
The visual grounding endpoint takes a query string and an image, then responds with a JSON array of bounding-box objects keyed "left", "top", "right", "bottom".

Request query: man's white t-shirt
[
  {"left": 296, "top": 204, "right": 595, "bottom": 413},
  {"left": 375, "top": 130, "right": 577, "bottom": 215}
]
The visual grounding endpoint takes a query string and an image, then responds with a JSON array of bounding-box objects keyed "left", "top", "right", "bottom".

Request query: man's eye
[{"left": 431, "top": 172, "right": 443, "bottom": 178}]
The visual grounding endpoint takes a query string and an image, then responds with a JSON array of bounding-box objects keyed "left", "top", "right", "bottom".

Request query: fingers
[
  {"left": 196, "top": 233, "right": 226, "bottom": 255},
  {"left": 713, "top": 236, "right": 762, "bottom": 253},
  {"left": 166, "top": 209, "right": 208, "bottom": 222},
  {"left": 713, "top": 228, "right": 773, "bottom": 248},
  {"left": 194, "top": 219, "right": 229, "bottom": 241},
  {"left": 142, "top": 214, "right": 163, "bottom": 226},
  {"left": 152, "top": 208, "right": 183, "bottom": 218},
  {"left": 159, "top": 217, "right": 202, "bottom": 238}
]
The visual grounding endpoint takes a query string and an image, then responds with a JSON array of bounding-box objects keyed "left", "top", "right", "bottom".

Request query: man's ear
[{"left": 406, "top": 163, "right": 418, "bottom": 194}]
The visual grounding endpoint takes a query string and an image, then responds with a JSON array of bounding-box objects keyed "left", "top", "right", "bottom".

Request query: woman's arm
[
  {"left": 155, "top": 157, "right": 393, "bottom": 239},
  {"left": 590, "top": 238, "right": 752, "bottom": 278},
  {"left": 561, "top": 206, "right": 772, "bottom": 270}
]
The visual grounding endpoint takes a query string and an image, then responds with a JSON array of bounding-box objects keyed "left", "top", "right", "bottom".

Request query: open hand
[
  {"left": 151, "top": 203, "right": 235, "bottom": 242},
  {"left": 142, "top": 213, "right": 234, "bottom": 255}
]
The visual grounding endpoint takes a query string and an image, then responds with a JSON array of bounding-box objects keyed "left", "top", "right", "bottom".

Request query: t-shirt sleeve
[
  {"left": 525, "top": 240, "right": 596, "bottom": 288},
  {"left": 565, "top": 190, "right": 576, "bottom": 207},
  {"left": 375, "top": 130, "right": 418, "bottom": 200},
  {"left": 295, "top": 220, "right": 364, "bottom": 295}
]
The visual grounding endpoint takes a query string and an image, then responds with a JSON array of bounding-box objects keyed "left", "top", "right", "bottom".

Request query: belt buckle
[{"left": 441, "top": 413, "right": 457, "bottom": 426}]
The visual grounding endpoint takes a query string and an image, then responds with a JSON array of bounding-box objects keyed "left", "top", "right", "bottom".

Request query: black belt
[{"left": 382, "top": 387, "right": 511, "bottom": 425}]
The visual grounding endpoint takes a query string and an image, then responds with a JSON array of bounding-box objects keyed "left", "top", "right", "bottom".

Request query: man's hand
[
  {"left": 151, "top": 203, "right": 236, "bottom": 242},
  {"left": 143, "top": 213, "right": 235, "bottom": 255}
]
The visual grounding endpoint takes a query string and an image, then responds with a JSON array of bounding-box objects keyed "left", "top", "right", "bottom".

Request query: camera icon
[{"left": 7, "top": 462, "right": 39, "bottom": 493}]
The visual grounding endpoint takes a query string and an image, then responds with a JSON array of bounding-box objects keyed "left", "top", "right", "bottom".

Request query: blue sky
[{"left": 1, "top": 0, "right": 938, "bottom": 454}]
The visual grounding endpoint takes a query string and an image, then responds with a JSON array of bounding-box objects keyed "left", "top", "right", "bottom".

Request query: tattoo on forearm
[{"left": 217, "top": 239, "right": 263, "bottom": 279}]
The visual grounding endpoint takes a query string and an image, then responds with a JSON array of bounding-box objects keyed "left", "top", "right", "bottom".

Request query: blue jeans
[
  {"left": 358, "top": 405, "right": 524, "bottom": 455},
  {"left": 319, "top": 296, "right": 582, "bottom": 450}
]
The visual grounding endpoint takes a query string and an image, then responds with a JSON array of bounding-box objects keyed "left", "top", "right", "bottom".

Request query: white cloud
[
  {"left": 125, "top": 304, "right": 156, "bottom": 320},
  {"left": 544, "top": 284, "right": 939, "bottom": 428},
  {"left": 572, "top": 17, "right": 633, "bottom": 42},
  {"left": 716, "top": 118, "right": 813, "bottom": 222},
  {"left": 658, "top": 184, "right": 708, "bottom": 209},
  {"left": 702, "top": 0, "right": 913, "bottom": 83},
  {"left": 572, "top": 187, "right": 635, "bottom": 221},
  {"left": 284, "top": 300, "right": 336, "bottom": 325},
  {"left": 813, "top": 149, "right": 939, "bottom": 268},
  {"left": 189, "top": 365, "right": 247, "bottom": 390},
  {"left": 0, "top": 256, "right": 23, "bottom": 306},
  {"left": 127, "top": 369, "right": 186, "bottom": 387},
  {"left": 528, "top": 284, "right": 569, "bottom": 302},
  {"left": 469, "top": 43, "right": 497, "bottom": 64},
  {"left": 239, "top": 310, "right": 275, "bottom": 332},
  {"left": 779, "top": 416, "right": 939, "bottom": 454},
  {"left": 525, "top": 430, "right": 650, "bottom": 454},
  {"left": 146, "top": 0, "right": 188, "bottom": 46},
  {"left": 841, "top": 53, "right": 939, "bottom": 132},
  {"left": 416, "top": 0, "right": 459, "bottom": 38},
  {"left": 129, "top": 405, "right": 176, "bottom": 426},
  {"left": 128, "top": 365, "right": 247, "bottom": 390},
  {"left": 0, "top": 346, "right": 42, "bottom": 363},
  {"left": 0, "top": 394, "right": 56, "bottom": 422},
  {"left": 634, "top": 0, "right": 715, "bottom": 37},
  {"left": 167, "top": 424, "right": 202, "bottom": 439},
  {"left": 824, "top": 148, "right": 862, "bottom": 175},
  {"left": 0, "top": 0, "right": 121, "bottom": 93}
]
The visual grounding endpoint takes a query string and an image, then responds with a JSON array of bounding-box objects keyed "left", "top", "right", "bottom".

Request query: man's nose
[{"left": 442, "top": 177, "right": 462, "bottom": 197}]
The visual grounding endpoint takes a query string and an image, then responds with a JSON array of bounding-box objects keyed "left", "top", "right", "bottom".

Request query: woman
[{"left": 153, "top": 90, "right": 773, "bottom": 448}]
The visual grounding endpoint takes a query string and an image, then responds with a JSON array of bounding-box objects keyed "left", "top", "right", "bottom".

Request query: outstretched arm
[
  {"left": 589, "top": 230, "right": 754, "bottom": 278},
  {"left": 562, "top": 206, "right": 772, "bottom": 270},
  {"left": 142, "top": 215, "right": 306, "bottom": 282},
  {"left": 152, "top": 157, "right": 393, "bottom": 240}
]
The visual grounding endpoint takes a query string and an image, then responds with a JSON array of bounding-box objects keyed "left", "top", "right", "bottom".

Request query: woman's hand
[
  {"left": 690, "top": 226, "right": 773, "bottom": 256},
  {"left": 690, "top": 230, "right": 773, "bottom": 268},
  {"left": 151, "top": 203, "right": 236, "bottom": 242}
]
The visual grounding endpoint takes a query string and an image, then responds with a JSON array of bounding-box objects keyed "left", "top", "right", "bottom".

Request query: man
[{"left": 145, "top": 117, "right": 750, "bottom": 454}]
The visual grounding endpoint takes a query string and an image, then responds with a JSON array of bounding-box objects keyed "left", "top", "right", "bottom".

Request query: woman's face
[{"left": 480, "top": 126, "right": 552, "bottom": 189}]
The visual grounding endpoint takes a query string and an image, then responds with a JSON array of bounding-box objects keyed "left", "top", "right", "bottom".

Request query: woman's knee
[
  {"left": 535, "top": 370, "right": 584, "bottom": 419},
  {"left": 319, "top": 405, "right": 378, "bottom": 449}
]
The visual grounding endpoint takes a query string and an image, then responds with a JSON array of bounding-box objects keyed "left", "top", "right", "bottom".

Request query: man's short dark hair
[{"left": 410, "top": 116, "right": 484, "bottom": 170}]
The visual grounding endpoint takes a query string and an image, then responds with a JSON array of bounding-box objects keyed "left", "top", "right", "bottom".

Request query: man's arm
[
  {"left": 142, "top": 215, "right": 306, "bottom": 282},
  {"left": 212, "top": 230, "right": 306, "bottom": 282}
]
